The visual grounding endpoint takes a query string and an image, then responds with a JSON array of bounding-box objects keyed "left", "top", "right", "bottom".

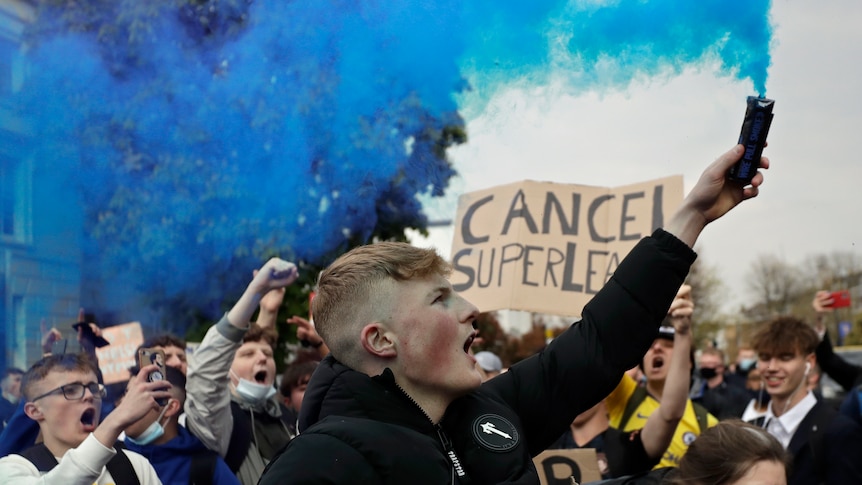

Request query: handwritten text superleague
[{"left": 451, "top": 186, "right": 666, "bottom": 296}]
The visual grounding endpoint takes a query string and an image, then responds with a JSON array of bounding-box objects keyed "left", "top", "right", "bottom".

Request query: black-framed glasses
[{"left": 31, "top": 382, "right": 106, "bottom": 402}]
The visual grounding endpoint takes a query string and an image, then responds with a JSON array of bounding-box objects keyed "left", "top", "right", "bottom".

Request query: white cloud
[{"left": 414, "top": 0, "right": 862, "bottom": 315}]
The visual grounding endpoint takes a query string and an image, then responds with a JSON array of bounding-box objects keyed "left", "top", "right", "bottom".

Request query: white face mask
[
  {"left": 127, "top": 404, "right": 169, "bottom": 446},
  {"left": 231, "top": 369, "right": 276, "bottom": 403}
]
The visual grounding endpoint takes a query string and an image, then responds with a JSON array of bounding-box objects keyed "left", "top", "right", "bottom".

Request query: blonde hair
[{"left": 313, "top": 242, "right": 449, "bottom": 365}]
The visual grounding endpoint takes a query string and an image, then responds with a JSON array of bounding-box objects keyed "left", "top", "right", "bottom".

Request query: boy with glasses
[{"left": 0, "top": 353, "right": 170, "bottom": 484}]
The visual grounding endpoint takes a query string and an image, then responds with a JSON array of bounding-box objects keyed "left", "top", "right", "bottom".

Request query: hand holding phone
[
  {"left": 827, "top": 290, "right": 852, "bottom": 309},
  {"left": 137, "top": 348, "right": 168, "bottom": 405}
]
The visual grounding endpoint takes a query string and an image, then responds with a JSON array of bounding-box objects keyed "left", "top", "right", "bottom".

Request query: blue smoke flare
[{"left": 5, "top": 0, "right": 772, "bottom": 329}]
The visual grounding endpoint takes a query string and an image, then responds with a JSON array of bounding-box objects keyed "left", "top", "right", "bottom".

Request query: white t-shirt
[{"left": 0, "top": 433, "right": 162, "bottom": 485}]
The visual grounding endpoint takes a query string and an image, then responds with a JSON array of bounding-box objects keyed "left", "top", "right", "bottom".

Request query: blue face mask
[
  {"left": 127, "top": 404, "right": 169, "bottom": 446},
  {"left": 739, "top": 358, "right": 757, "bottom": 372},
  {"left": 231, "top": 369, "right": 276, "bottom": 404}
]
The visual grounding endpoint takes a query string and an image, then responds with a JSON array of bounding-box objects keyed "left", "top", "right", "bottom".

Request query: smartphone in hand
[
  {"left": 137, "top": 347, "right": 168, "bottom": 405},
  {"left": 827, "top": 290, "right": 852, "bottom": 308}
]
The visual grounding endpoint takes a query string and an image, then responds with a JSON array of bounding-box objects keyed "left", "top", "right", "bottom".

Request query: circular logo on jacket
[
  {"left": 683, "top": 431, "right": 697, "bottom": 446},
  {"left": 472, "top": 414, "right": 519, "bottom": 452}
]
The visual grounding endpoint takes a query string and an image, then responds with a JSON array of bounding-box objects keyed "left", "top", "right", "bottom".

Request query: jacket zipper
[
  {"left": 393, "top": 382, "right": 467, "bottom": 482},
  {"left": 436, "top": 424, "right": 466, "bottom": 479}
]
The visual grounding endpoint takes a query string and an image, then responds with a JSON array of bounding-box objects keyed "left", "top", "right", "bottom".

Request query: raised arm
[
  {"left": 812, "top": 290, "right": 862, "bottom": 391},
  {"left": 228, "top": 259, "right": 298, "bottom": 330},
  {"left": 483, "top": 145, "right": 769, "bottom": 455},
  {"left": 666, "top": 144, "right": 768, "bottom": 248},
  {"left": 640, "top": 285, "right": 693, "bottom": 458},
  {"left": 254, "top": 268, "right": 287, "bottom": 333},
  {"left": 185, "top": 258, "right": 298, "bottom": 456}
]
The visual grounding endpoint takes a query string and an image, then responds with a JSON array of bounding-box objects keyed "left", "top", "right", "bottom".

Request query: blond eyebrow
[{"left": 428, "top": 284, "right": 452, "bottom": 299}]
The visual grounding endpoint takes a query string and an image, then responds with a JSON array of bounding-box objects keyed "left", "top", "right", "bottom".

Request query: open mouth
[
  {"left": 463, "top": 333, "right": 476, "bottom": 353},
  {"left": 80, "top": 408, "right": 97, "bottom": 430},
  {"left": 651, "top": 357, "right": 665, "bottom": 370},
  {"left": 254, "top": 370, "right": 268, "bottom": 384}
]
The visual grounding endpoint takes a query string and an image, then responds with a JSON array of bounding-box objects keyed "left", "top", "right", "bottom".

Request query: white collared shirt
[{"left": 763, "top": 391, "right": 818, "bottom": 448}]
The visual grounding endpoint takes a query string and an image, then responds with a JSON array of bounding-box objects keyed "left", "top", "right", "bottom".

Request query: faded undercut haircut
[
  {"left": 671, "top": 419, "right": 789, "bottom": 484},
  {"left": 750, "top": 316, "right": 819, "bottom": 357},
  {"left": 313, "top": 242, "right": 450, "bottom": 362},
  {"left": 22, "top": 353, "right": 99, "bottom": 401}
]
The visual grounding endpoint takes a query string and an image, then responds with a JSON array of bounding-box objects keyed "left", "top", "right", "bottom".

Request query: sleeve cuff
[
  {"left": 651, "top": 228, "right": 698, "bottom": 264},
  {"left": 216, "top": 312, "right": 248, "bottom": 342}
]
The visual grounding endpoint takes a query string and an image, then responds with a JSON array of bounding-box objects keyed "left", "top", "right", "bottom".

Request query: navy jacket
[
  {"left": 124, "top": 425, "right": 239, "bottom": 485},
  {"left": 753, "top": 400, "right": 862, "bottom": 485}
]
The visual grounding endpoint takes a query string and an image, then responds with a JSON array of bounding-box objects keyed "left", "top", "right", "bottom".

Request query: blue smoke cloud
[{"left": 7, "top": 0, "right": 772, "bottom": 328}]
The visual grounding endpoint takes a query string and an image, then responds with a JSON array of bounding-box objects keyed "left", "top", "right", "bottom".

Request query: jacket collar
[{"left": 298, "top": 355, "right": 436, "bottom": 434}]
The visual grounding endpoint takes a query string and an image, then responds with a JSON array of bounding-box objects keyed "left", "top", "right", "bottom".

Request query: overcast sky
[{"left": 411, "top": 0, "right": 862, "bottom": 315}]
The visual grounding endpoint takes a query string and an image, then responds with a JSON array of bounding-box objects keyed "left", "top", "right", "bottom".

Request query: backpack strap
[
  {"left": 224, "top": 400, "right": 254, "bottom": 473},
  {"left": 619, "top": 385, "right": 648, "bottom": 430},
  {"left": 20, "top": 443, "right": 58, "bottom": 472},
  {"left": 21, "top": 442, "right": 140, "bottom": 485},
  {"left": 106, "top": 447, "right": 141, "bottom": 485},
  {"left": 188, "top": 449, "right": 217, "bottom": 485},
  {"left": 692, "top": 401, "right": 710, "bottom": 435}
]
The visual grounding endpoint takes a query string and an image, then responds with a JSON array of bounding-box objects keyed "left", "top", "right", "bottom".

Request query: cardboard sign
[
  {"left": 94, "top": 322, "right": 144, "bottom": 384},
  {"left": 450, "top": 177, "right": 683, "bottom": 315},
  {"left": 534, "top": 449, "right": 602, "bottom": 484}
]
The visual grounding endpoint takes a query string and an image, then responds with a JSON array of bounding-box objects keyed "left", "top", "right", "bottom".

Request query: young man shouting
[
  {"left": 259, "top": 145, "right": 768, "bottom": 484},
  {"left": 0, "top": 353, "right": 170, "bottom": 484}
]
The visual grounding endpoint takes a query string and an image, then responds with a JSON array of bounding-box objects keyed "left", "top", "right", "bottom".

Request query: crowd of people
[{"left": 0, "top": 144, "right": 860, "bottom": 484}]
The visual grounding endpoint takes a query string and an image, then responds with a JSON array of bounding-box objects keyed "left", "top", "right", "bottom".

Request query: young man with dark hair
[
  {"left": 124, "top": 365, "right": 239, "bottom": 485},
  {"left": 138, "top": 334, "right": 189, "bottom": 375},
  {"left": 0, "top": 353, "right": 169, "bottom": 484},
  {"left": 749, "top": 316, "right": 862, "bottom": 484},
  {"left": 278, "top": 360, "right": 319, "bottom": 436},
  {"left": 257, "top": 145, "right": 769, "bottom": 483}
]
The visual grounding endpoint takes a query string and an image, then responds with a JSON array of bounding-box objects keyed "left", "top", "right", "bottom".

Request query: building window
[{"left": 0, "top": 159, "right": 28, "bottom": 241}]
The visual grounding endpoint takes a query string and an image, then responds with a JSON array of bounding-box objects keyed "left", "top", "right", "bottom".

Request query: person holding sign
[{"left": 259, "top": 144, "right": 768, "bottom": 484}]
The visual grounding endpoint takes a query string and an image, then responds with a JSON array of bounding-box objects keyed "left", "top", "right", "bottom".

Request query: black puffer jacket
[{"left": 260, "top": 229, "right": 695, "bottom": 484}]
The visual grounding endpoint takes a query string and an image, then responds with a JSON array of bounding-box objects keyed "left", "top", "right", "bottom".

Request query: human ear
[
  {"left": 24, "top": 402, "right": 44, "bottom": 422},
  {"left": 165, "top": 398, "right": 182, "bottom": 419},
  {"left": 360, "top": 323, "right": 397, "bottom": 358}
]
